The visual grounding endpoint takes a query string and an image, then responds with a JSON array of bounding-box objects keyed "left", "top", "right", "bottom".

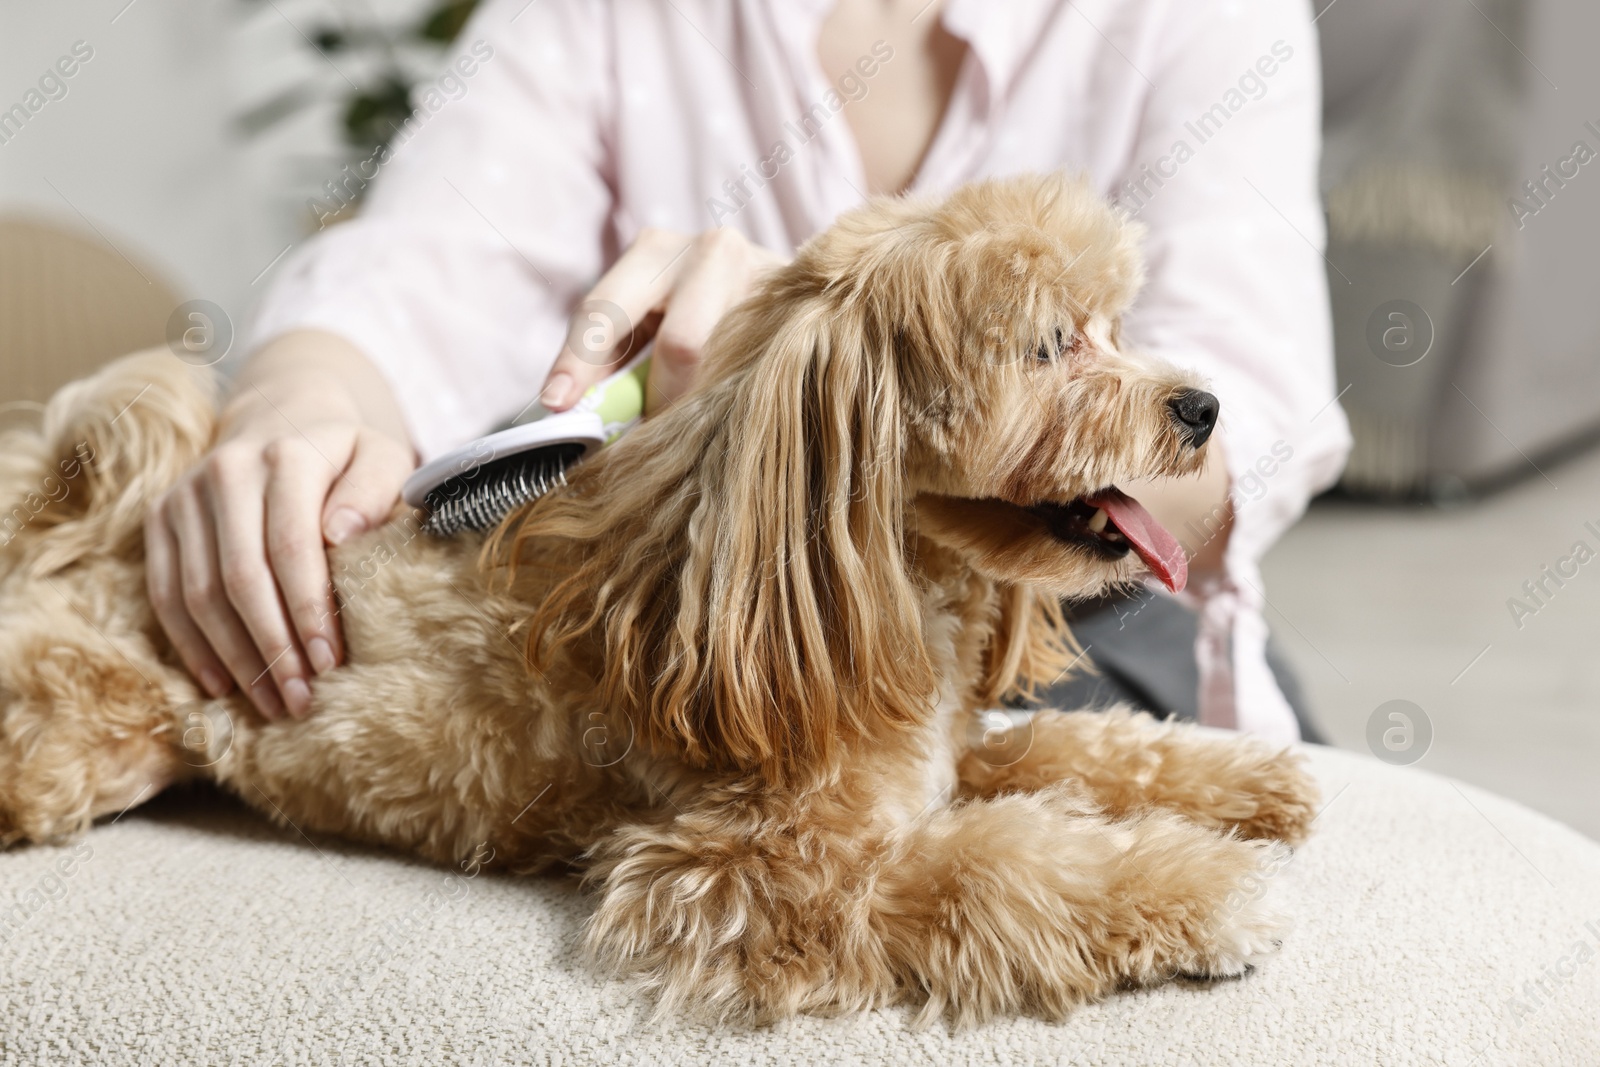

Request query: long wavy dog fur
[{"left": 0, "top": 173, "right": 1317, "bottom": 1027}]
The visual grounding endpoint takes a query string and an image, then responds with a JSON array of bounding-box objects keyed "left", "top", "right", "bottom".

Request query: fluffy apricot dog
[{"left": 0, "top": 173, "right": 1316, "bottom": 1026}]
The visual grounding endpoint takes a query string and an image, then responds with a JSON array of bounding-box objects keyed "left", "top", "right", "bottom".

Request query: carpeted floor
[{"left": 1, "top": 742, "right": 1595, "bottom": 1066}]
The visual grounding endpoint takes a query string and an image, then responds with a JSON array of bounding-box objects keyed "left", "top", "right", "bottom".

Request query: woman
[{"left": 144, "top": 0, "right": 1350, "bottom": 741}]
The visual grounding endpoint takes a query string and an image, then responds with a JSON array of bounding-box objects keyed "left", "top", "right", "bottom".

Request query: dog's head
[
  {"left": 817, "top": 175, "right": 1215, "bottom": 599},
  {"left": 515, "top": 173, "right": 1215, "bottom": 778}
]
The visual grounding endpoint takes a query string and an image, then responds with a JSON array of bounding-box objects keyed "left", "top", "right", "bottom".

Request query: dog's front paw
[
  {"left": 1171, "top": 840, "right": 1293, "bottom": 980},
  {"left": 1223, "top": 750, "right": 1320, "bottom": 846}
]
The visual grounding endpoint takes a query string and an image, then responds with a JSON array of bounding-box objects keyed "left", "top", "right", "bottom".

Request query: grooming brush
[{"left": 402, "top": 359, "right": 651, "bottom": 536}]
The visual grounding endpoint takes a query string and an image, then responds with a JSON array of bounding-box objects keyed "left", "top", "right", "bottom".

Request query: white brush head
[
  {"left": 402, "top": 412, "right": 605, "bottom": 509},
  {"left": 402, "top": 412, "right": 606, "bottom": 535}
]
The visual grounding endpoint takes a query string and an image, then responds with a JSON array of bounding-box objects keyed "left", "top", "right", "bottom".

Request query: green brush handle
[{"left": 571, "top": 357, "right": 650, "bottom": 444}]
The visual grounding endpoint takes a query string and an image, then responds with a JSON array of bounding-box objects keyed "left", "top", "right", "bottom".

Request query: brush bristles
[{"left": 421, "top": 445, "right": 585, "bottom": 536}]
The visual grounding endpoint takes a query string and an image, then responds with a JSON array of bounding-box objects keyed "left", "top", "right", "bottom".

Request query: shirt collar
[{"left": 940, "top": 0, "right": 1053, "bottom": 102}]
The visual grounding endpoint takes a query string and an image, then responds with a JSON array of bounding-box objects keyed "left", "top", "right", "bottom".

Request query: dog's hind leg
[
  {"left": 957, "top": 706, "right": 1319, "bottom": 845},
  {"left": 584, "top": 778, "right": 1287, "bottom": 1027}
]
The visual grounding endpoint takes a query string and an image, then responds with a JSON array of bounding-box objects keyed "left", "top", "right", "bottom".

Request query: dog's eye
[{"left": 1035, "top": 327, "right": 1077, "bottom": 364}]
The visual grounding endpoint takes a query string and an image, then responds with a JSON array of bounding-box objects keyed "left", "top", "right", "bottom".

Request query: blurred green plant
[
  {"left": 341, "top": 74, "right": 416, "bottom": 153},
  {"left": 237, "top": 0, "right": 481, "bottom": 156},
  {"left": 418, "top": 0, "right": 480, "bottom": 43}
]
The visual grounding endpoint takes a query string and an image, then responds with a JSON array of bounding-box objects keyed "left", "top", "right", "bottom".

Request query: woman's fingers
[
  {"left": 321, "top": 429, "right": 414, "bottom": 547},
  {"left": 165, "top": 479, "right": 285, "bottom": 720},
  {"left": 146, "top": 427, "right": 414, "bottom": 720},
  {"left": 144, "top": 500, "right": 233, "bottom": 700},
  {"left": 263, "top": 436, "right": 345, "bottom": 681},
  {"left": 548, "top": 226, "right": 788, "bottom": 415},
  {"left": 541, "top": 227, "right": 788, "bottom": 413},
  {"left": 647, "top": 229, "right": 766, "bottom": 412},
  {"left": 541, "top": 228, "right": 693, "bottom": 410},
  {"left": 203, "top": 444, "right": 311, "bottom": 719},
  {"left": 306, "top": 430, "right": 416, "bottom": 669}
]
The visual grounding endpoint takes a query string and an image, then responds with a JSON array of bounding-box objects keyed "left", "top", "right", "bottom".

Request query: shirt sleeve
[
  {"left": 245, "top": 0, "right": 616, "bottom": 460},
  {"left": 1114, "top": 0, "right": 1353, "bottom": 739}
]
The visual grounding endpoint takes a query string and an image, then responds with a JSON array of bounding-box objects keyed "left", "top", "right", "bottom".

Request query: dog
[{"left": 0, "top": 173, "right": 1317, "bottom": 1027}]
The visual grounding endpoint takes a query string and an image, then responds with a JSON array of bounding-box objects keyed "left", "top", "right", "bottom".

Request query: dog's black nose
[{"left": 1168, "top": 389, "right": 1219, "bottom": 448}]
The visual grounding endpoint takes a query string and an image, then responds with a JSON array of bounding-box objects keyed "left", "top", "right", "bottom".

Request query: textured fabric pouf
[{"left": 0, "top": 742, "right": 1594, "bottom": 1066}]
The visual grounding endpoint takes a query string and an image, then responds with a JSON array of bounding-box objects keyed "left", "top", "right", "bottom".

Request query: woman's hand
[
  {"left": 1120, "top": 426, "right": 1234, "bottom": 578},
  {"left": 145, "top": 332, "right": 415, "bottom": 720},
  {"left": 540, "top": 228, "right": 787, "bottom": 414}
]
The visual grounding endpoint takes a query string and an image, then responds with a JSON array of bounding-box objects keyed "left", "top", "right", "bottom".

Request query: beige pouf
[{"left": 0, "top": 742, "right": 1594, "bottom": 1065}]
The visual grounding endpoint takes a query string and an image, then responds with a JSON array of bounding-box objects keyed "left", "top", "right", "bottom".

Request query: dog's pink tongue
[{"left": 1085, "top": 489, "right": 1188, "bottom": 593}]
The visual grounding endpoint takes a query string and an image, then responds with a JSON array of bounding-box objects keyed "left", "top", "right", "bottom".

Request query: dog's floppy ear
[
  {"left": 657, "top": 293, "right": 935, "bottom": 775},
  {"left": 515, "top": 286, "right": 935, "bottom": 780}
]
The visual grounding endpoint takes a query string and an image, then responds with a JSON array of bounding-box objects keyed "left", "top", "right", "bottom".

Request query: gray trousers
[{"left": 1032, "top": 588, "right": 1325, "bottom": 745}]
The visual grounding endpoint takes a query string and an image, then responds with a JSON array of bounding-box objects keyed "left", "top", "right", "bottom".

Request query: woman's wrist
[{"left": 221, "top": 330, "right": 413, "bottom": 451}]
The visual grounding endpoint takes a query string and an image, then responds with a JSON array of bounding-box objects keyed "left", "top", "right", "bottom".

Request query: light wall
[{"left": 0, "top": 0, "right": 426, "bottom": 338}]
